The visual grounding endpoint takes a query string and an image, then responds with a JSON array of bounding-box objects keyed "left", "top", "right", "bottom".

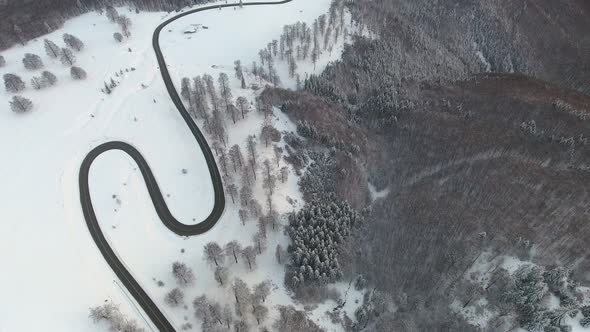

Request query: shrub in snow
[
  {"left": 43, "top": 39, "right": 62, "bottom": 58},
  {"left": 4, "top": 73, "right": 25, "bottom": 93},
  {"left": 22, "top": 53, "right": 44, "bottom": 70},
  {"left": 10, "top": 96, "right": 33, "bottom": 113},
  {"left": 63, "top": 33, "right": 84, "bottom": 51},
  {"left": 164, "top": 288, "right": 184, "bottom": 307},
  {"left": 70, "top": 66, "right": 87, "bottom": 80},
  {"left": 60, "top": 48, "right": 76, "bottom": 66},
  {"left": 113, "top": 32, "right": 123, "bottom": 43},
  {"left": 41, "top": 71, "right": 58, "bottom": 86}
]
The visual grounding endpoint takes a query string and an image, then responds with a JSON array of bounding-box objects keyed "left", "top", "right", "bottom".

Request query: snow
[{"left": 0, "top": 0, "right": 356, "bottom": 331}]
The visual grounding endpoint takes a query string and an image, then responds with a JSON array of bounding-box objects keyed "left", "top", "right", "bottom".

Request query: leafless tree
[
  {"left": 234, "top": 60, "right": 243, "bottom": 80},
  {"left": 246, "top": 135, "right": 258, "bottom": 166},
  {"left": 172, "top": 261, "right": 195, "bottom": 287},
  {"left": 273, "top": 146, "right": 283, "bottom": 167},
  {"left": 165, "top": 288, "right": 184, "bottom": 307},
  {"left": 239, "top": 185, "right": 252, "bottom": 208},
  {"left": 218, "top": 72, "right": 232, "bottom": 112},
  {"left": 229, "top": 144, "right": 244, "bottom": 172},
  {"left": 276, "top": 244, "right": 286, "bottom": 264},
  {"left": 204, "top": 242, "right": 225, "bottom": 267},
  {"left": 249, "top": 199, "right": 262, "bottom": 220},
  {"left": 241, "top": 246, "right": 257, "bottom": 271},
  {"left": 280, "top": 166, "right": 290, "bottom": 183},
  {"left": 235, "top": 320, "right": 249, "bottom": 332},
  {"left": 214, "top": 266, "right": 229, "bottom": 286},
  {"left": 41, "top": 71, "right": 57, "bottom": 86},
  {"left": 253, "top": 304, "right": 269, "bottom": 325},
  {"left": 226, "top": 183, "right": 238, "bottom": 204},
  {"left": 222, "top": 305, "right": 233, "bottom": 329},
  {"left": 117, "top": 15, "right": 132, "bottom": 38},
  {"left": 254, "top": 280, "right": 271, "bottom": 304},
  {"left": 193, "top": 295, "right": 223, "bottom": 327},
  {"left": 218, "top": 148, "right": 229, "bottom": 177},
  {"left": 253, "top": 231, "right": 267, "bottom": 255},
  {"left": 31, "top": 76, "right": 46, "bottom": 90},
  {"left": 262, "top": 159, "right": 277, "bottom": 196},
  {"left": 239, "top": 209, "right": 248, "bottom": 225},
  {"left": 232, "top": 278, "right": 252, "bottom": 317},
  {"left": 224, "top": 240, "right": 242, "bottom": 264},
  {"left": 236, "top": 96, "right": 249, "bottom": 119},
  {"left": 260, "top": 124, "right": 279, "bottom": 148}
]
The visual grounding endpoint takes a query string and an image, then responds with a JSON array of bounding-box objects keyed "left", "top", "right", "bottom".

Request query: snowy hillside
[{"left": 0, "top": 0, "right": 358, "bottom": 331}]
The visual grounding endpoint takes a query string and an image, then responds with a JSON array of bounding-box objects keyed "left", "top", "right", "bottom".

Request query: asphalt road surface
[{"left": 79, "top": 1, "right": 292, "bottom": 330}]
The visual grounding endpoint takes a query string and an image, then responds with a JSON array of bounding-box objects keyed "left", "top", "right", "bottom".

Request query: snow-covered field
[{"left": 0, "top": 0, "right": 357, "bottom": 331}]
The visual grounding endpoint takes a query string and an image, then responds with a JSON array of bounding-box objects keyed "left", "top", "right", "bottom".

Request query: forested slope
[{"left": 265, "top": 0, "right": 590, "bottom": 330}]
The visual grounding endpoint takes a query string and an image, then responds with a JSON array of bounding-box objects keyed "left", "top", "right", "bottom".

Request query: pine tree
[
  {"left": 203, "top": 242, "right": 225, "bottom": 267},
  {"left": 236, "top": 96, "right": 249, "bottom": 119},
  {"left": 22, "top": 53, "right": 44, "bottom": 70},
  {"left": 0, "top": 55, "right": 5, "bottom": 67},
  {"left": 105, "top": 5, "right": 119, "bottom": 22},
  {"left": 44, "top": 39, "right": 62, "bottom": 58},
  {"left": 63, "top": 33, "right": 84, "bottom": 51},
  {"left": 70, "top": 66, "right": 87, "bottom": 80},
  {"left": 60, "top": 48, "right": 76, "bottom": 66},
  {"left": 10, "top": 96, "right": 33, "bottom": 113},
  {"left": 4, "top": 73, "right": 25, "bottom": 93}
]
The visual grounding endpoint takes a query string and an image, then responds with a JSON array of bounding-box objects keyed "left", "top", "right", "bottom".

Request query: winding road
[{"left": 79, "top": 1, "right": 292, "bottom": 331}]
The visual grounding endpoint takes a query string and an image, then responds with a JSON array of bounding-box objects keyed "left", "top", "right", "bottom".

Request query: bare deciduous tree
[
  {"left": 239, "top": 209, "right": 248, "bottom": 225},
  {"left": 254, "top": 280, "right": 271, "bottom": 304},
  {"left": 23, "top": 53, "right": 44, "bottom": 70},
  {"left": 232, "top": 278, "right": 252, "bottom": 317},
  {"left": 253, "top": 304, "right": 269, "bottom": 325},
  {"left": 224, "top": 240, "right": 242, "bottom": 264},
  {"left": 203, "top": 242, "right": 225, "bottom": 267},
  {"left": 165, "top": 288, "right": 184, "bottom": 307},
  {"left": 70, "top": 66, "right": 87, "bottom": 80},
  {"left": 172, "top": 261, "right": 195, "bottom": 287},
  {"left": 63, "top": 33, "right": 84, "bottom": 51}
]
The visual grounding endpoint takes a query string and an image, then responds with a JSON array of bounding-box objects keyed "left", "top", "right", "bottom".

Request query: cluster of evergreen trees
[
  {"left": 287, "top": 199, "right": 361, "bottom": 287},
  {"left": 501, "top": 265, "right": 589, "bottom": 331}
]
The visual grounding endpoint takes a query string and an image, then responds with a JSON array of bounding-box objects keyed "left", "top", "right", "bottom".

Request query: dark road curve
[{"left": 79, "top": 1, "right": 292, "bottom": 331}]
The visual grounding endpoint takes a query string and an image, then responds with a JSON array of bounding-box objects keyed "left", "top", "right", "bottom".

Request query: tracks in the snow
[{"left": 79, "top": 1, "right": 292, "bottom": 331}]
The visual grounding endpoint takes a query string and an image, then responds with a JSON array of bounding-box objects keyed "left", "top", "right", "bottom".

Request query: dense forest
[{"left": 264, "top": 0, "right": 590, "bottom": 330}]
